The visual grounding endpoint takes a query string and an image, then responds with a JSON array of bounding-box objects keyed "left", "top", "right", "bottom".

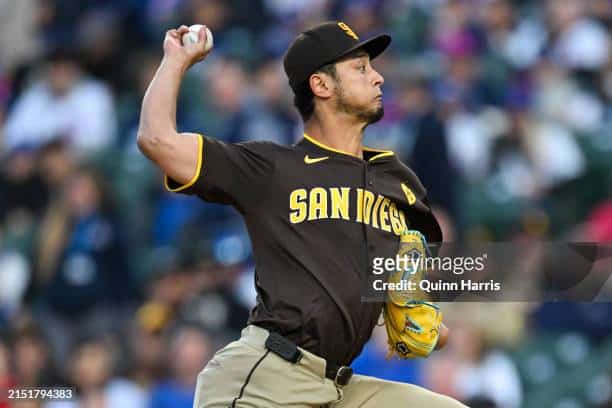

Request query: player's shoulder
[
  {"left": 229, "top": 139, "right": 306, "bottom": 162},
  {"left": 391, "top": 155, "right": 427, "bottom": 195},
  {"left": 234, "top": 139, "right": 296, "bottom": 154}
]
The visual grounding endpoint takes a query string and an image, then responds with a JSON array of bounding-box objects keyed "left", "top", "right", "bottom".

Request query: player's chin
[{"left": 366, "top": 105, "right": 384, "bottom": 124}]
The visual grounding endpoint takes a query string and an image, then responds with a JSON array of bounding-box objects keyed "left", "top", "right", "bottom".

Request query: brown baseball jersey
[{"left": 165, "top": 133, "right": 442, "bottom": 367}]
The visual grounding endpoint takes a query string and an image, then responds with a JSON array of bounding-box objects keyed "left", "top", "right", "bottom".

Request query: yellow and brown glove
[{"left": 383, "top": 230, "right": 443, "bottom": 359}]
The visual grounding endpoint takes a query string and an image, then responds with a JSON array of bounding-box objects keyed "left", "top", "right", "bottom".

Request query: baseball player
[{"left": 138, "top": 21, "right": 466, "bottom": 408}]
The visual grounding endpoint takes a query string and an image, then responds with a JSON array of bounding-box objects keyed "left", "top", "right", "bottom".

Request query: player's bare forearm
[
  {"left": 136, "top": 25, "right": 212, "bottom": 184},
  {"left": 137, "top": 57, "right": 186, "bottom": 157}
]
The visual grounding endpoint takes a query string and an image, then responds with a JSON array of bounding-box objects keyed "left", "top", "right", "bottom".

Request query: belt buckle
[{"left": 334, "top": 366, "right": 353, "bottom": 386}]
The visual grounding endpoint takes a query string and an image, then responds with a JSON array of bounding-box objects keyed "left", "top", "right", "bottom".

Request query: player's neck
[{"left": 304, "top": 114, "right": 366, "bottom": 159}]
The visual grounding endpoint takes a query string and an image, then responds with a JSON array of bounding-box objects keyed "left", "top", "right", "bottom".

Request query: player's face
[{"left": 332, "top": 53, "right": 385, "bottom": 124}]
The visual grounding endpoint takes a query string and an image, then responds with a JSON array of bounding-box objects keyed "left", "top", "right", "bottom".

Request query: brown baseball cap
[{"left": 283, "top": 21, "right": 391, "bottom": 91}]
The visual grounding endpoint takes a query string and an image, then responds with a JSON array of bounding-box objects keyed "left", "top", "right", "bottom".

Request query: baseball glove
[{"left": 383, "top": 230, "right": 443, "bottom": 359}]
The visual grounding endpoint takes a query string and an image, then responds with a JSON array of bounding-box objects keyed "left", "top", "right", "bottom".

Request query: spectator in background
[
  {"left": 0, "top": 0, "right": 41, "bottom": 75},
  {"left": 58, "top": 334, "right": 147, "bottom": 408},
  {"left": 0, "top": 147, "right": 49, "bottom": 227},
  {"left": 0, "top": 73, "right": 8, "bottom": 139},
  {"left": 34, "top": 165, "right": 135, "bottom": 362},
  {"left": 0, "top": 148, "right": 48, "bottom": 305},
  {"left": 584, "top": 201, "right": 612, "bottom": 243},
  {"left": 425, "top": 321, "right": 523, "bottom": 408},
  {"left": 150, "top": 324, "right": 213, "bottom": 408},
  {"left": 125, "top": 315, "right": 168, "bottom": 391},
  {"left": 38, "top": 139, "right": 77, "bottom": 193},
  {"left": 139, "top": 249, "right": 251, "bottom": 338},
  {"left": 462, "top": 396, "right": 497, "bottom": 408},
  {"left": 532, "top": 57, "right": 604, "bottom": 134},
  {"left": 10, "top": 321, "right": 60, "bottom": 388},
  {"left": 224, "top": 59, "right": 297, "bottom": 145},
  {"left": 0, "top": 337, "right": 15, "bottom": 408},
  {"left": 547, "top": 0, "right": 610, "bottom": 73},
  {"left": 433, "top": 38, "right": 498, "bottom": 112},
  {"left": 139, "top": 251, "right": 195, "bottom": 325},
  {"left": 493, "top": 86, "right": 585, "bottom": 198},
  {"left": 0, "top": 248, "right": 30, "bottom": 324},
  {"left": 480, "top": 0, "right": 547, "bottom": 69},
  {"left": 3, "top": 48, "right": 117, "bottom": 155},
  {"left": 13, "top": 402, "right": 45, "bottom": 408},
  {"left": 181, "top": 258, "right": 252, "bottom": 336},
  {"left": 187, "top": 57, "right": 249, "bottom": 140},
  {"left": 400, "top": 78, "right": 457, "bottom": 216},
  {"left": 76, "top": 8, "right": 126, "bottom": 92}
]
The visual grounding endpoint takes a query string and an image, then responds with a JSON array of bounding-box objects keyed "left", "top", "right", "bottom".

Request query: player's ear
[{"left": 309, "top": 72, "right": 334, "bottom": 99}]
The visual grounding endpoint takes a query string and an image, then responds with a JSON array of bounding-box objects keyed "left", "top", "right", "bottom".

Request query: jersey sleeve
[{"left": 164, "top": 134, "right": 275, "bottom": 210}]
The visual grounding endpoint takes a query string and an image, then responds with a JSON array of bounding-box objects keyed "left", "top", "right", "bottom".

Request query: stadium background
[{"left": 1, "top": 0, "right": 612, "bottom": 407}]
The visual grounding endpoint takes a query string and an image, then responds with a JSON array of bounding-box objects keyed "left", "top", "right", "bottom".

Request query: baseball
[{"left": 181, "top": 24, "right": 214, "bottom": 52}]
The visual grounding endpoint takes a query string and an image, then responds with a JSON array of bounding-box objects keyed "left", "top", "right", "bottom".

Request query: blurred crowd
[{"left": 1, "top": 0, "right": 612, "bottom": 407}]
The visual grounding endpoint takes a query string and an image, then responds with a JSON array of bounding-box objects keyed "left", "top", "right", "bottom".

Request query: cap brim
[{"left": 340, "top": 34, "right": 391, "bottom": 62}]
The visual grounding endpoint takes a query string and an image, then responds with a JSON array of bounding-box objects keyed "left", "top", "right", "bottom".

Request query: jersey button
[{"left": 368, "top": 180, "right": 373, "bottom": 186}]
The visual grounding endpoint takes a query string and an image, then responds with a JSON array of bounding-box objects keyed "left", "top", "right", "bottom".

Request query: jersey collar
[{"left": 299, "top": 133, "right": 395, "bottom": 162}]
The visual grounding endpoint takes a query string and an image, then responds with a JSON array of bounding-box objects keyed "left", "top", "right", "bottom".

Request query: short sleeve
[{"left": 164, "top": 134, "right": 275, "bottom": 210}]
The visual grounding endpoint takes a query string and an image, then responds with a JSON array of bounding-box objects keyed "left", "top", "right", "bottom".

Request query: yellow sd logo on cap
[{"left": 338, "top": 22, "right": 359, "bottom": 40}]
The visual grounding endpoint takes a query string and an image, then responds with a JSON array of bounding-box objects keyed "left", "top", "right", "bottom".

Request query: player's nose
[{"left": 372, "top": 68, "right": 384, "bottom": 87}]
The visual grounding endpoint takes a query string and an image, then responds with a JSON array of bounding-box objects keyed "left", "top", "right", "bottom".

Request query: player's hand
[
  {"left": 435, "top": 323, "right": 449, "bottom": 350},
  {"left": 162, "top": 25, "right": 211, "bottom": 70}
]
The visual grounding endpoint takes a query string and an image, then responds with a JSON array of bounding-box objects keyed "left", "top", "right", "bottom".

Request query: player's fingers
[
  {"left": 198, "top": 25, "right": 207, "bottom": 42},
  {"left": 177, "top": 25, "right": 190, "bottom": 34},
  {"left": 167, "top": 29, "right": 179, "bottom": 38},
  {"left": 435, "top": 323, "right": 449, "bottom": 350}
]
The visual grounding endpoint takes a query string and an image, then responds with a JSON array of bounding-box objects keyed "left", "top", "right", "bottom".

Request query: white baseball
[{"left": 181, "top": 24, "right": 214, "bottom": 52}]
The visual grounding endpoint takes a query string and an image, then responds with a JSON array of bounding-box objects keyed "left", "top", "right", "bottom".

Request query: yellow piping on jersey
[
  {"left": 164, "top": 133, "right": 204, "bottom": 192},
  {"left": 303, "top": 133, "right": 394, "bottom": 161},
  {"left": 367, "top": 151, "right": 394, "bottom": 161}
]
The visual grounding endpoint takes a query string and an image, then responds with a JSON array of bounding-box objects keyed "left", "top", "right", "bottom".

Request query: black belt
[{"left": 264, "top": 332, "right": 353, "bottom": 386}]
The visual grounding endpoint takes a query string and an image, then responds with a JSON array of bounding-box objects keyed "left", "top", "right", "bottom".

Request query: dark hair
[
  {"left": 71, "top": 164, "right": 116, "bottom": 216},
  {"left": 293, "top": 62, "right": 338, "bottom": 122},
  {"left": 45, "top": 46, "right": 81, "bottom": 66}
]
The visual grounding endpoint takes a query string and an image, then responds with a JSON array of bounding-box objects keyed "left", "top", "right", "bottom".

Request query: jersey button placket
[
  {"left": 364, "top": 164, "right": 376, "bottom": 264},
  {"left": 366, "top": 167, "right": 375, "bottom": 252},
  {"left": 366, "top": 161, "right": 375, "bottom": 186}
]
